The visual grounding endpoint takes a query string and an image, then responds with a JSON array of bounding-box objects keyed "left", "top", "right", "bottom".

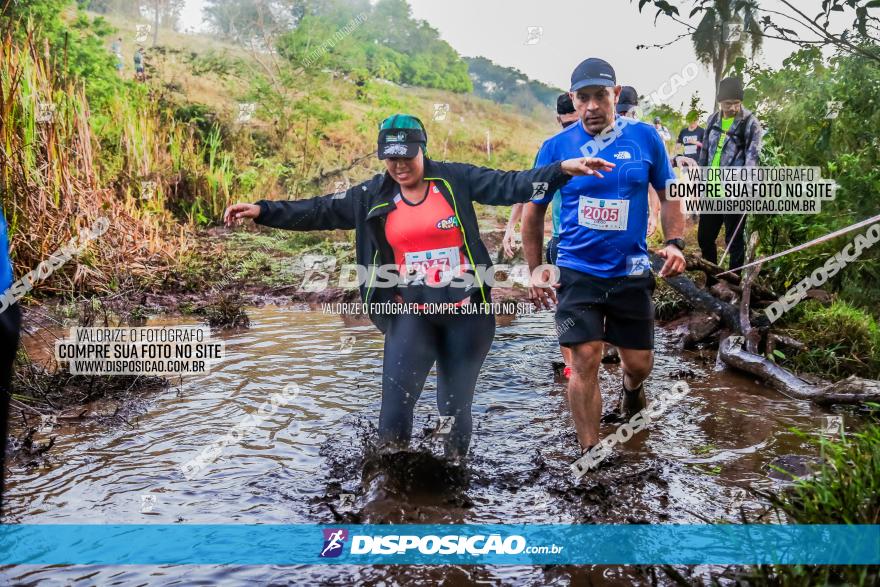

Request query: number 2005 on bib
[{"left": 578, "top": 196, "right": 629, "bottom": 231}]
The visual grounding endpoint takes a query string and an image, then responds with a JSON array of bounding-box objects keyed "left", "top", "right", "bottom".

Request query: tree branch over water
[{"left": 633, "top": 0, "right": 880, "bottom": 63}]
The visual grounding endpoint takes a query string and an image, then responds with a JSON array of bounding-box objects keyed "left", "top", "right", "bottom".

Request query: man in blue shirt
[
  {"left": 522, "top": 57, "right": 686, "bottom": 458},
  {"left": 0, "top": 207, "right": 21, "bottom": 517}
]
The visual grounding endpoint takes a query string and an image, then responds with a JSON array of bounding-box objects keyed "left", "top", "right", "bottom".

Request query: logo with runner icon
[
  {"left": 320, "top": 528, "right": 349, "bottom": 558},
  {"left": 531, "top": 182, "right": 548, "bottom": 200},
  {"left": 626, "top": 254, "right": 652, "bottom": 276}
]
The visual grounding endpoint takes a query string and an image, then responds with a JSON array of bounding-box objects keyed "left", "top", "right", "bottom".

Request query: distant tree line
[{"left": 465, "top": 56, "right": 564, "bottom": 114}]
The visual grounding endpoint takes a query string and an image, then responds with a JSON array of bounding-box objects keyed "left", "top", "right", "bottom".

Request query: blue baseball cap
[
  {"left": 616, "top": 85, "right": 638, "bottom": 114},
  {"left": 570, "top": 58, "right": 616, "bottom": 92}
]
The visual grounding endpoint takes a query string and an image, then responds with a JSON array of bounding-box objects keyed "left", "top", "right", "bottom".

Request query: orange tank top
[{"left": 384, "top": 182, "right": 469, "bottom": 288}]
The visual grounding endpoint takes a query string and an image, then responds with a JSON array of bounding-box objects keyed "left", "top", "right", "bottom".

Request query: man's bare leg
[
  {"left": 617, "top": 348, "right": 653, "bottom": 392},
  {"left": 567, "top": 340, "right": 604, "bottom": 449},
  {"left": 560, "top": 345, "right": 572, "bottom": 368}
]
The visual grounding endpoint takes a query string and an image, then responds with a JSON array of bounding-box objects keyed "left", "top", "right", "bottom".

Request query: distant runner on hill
[
  {"left": 134, "top": 47, "right": 145, "bottom": 82},
  {"left": 111, "top": 37, "right": 123, "bottom": 74}
]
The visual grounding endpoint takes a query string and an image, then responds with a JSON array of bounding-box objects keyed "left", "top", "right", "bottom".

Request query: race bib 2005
[
  {"left": 403, "top": 246, "right": 460, "bottom": 284},
  {"left": 578, "top": 196, "right": 629, "bottom": 231}
]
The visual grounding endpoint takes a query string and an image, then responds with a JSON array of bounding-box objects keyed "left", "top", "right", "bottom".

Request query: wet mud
[{"left": 2, "top": 305, "right": 854, "bottom": 585}]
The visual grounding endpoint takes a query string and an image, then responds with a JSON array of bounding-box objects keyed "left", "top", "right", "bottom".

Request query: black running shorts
[{"left": 555, "top": 266, "right": 655, "bottom": 350}]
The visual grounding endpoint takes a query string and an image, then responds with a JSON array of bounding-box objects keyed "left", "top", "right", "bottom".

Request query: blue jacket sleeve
[{"left": 0, "top": 209, "right": 13, "bottom": 294}]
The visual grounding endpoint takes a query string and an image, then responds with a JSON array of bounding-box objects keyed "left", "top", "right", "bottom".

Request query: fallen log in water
[
  {"left": 815, "top": 377, "right": 880, "bottom": 405},
  {"left": 684, "top": 255, "right": 777, "bottom": 300},
  {"left": 739, "top": 233, "right": 762, "bottom": 353},
  {"left": 718, "top": 335, "right": 880, "bottom": 405},
  {"left": 650, "top": 253, "right": 743, "bottom": 332}
]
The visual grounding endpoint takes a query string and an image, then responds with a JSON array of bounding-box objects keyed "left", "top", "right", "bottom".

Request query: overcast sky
[{"left": 178, "top": 0, "right": 854, "bottom": 113}]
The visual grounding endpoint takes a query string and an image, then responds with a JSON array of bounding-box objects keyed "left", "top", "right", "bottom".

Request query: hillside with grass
[
  {"left": 1, "top": 2, "right": 560, "bottom": 305},
  {"left": 125, "top": 9, "right": 560, "bottom": 188}
]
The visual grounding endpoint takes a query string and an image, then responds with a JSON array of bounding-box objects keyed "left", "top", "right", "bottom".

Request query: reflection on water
[{"left": 2, "top": 306, "right": 835, "bottom": 584}]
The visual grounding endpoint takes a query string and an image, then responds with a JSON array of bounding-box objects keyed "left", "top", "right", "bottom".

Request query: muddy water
[{"left": 2, "top": 305, "right": 841, "bottom": 585}]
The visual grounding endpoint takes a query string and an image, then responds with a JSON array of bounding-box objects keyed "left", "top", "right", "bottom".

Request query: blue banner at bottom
[{"left": 0, "top": 524, "right": 877, "bottom": 565}]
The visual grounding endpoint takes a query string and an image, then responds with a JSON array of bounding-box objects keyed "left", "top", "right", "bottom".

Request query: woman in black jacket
[{"left": 224, "top": 114, "right": 612, "bottom": 459}]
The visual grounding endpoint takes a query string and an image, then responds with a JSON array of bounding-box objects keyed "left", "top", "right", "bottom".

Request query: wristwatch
[{"left": 665, "top": 238, "right": 686, "bottom": 251}]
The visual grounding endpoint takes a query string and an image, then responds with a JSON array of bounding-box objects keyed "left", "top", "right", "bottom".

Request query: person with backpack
[
  {"left": 0, "top": 207, "right": 21, "bottom": 518},
  {"left": 224, "top": 114, "right": 613, "bottom": 460},
  {"left": 696, "top": 76, "right": 763, "bottom": 283}
]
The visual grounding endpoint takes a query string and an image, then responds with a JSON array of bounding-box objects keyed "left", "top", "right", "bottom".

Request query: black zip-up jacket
[{"left": 255, "top": 157, "right": 572, "bottom": 333}]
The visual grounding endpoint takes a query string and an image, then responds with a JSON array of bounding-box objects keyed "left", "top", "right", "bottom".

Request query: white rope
[
  {"left": 718, "top": 213, "right": 747, "bottom": 267},
  {"left": 717, "top": 213, "right": 880, "bottom": 276}
]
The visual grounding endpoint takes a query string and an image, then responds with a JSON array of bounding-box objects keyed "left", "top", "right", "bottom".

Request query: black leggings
[
  {"left": 697, "top": 213, "right": 746, "bottom": 283},
  {"left": 0, "top": 303, "right": 21, "bottom": 519},
  {"left": 378, "top": 310, "right": 495, "bottom": 458}
]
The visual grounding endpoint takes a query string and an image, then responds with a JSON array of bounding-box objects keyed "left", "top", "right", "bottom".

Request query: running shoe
[{"left": 618, "top": 380, "right": 646, "bottom": 419}]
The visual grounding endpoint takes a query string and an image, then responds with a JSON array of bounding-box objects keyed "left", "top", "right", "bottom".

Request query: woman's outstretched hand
[
  {"left": 223, "top": 203, "right": 261, "bottom": 227},
  {"left": 561, "top": 157, "right": 615, "bottom": 178}
]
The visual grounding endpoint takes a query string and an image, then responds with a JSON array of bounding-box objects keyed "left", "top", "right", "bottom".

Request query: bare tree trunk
[
  {"left": 712, "top": 51, "right": 724, "bottom": 107},
  {"left": 650, "top": 253, "right": 742, "bottom": 332},
  {"left": 718, "top": 336, "right": 880, "bottom": 405},
  {"left": 739, "top": 232, "right": 761, "bottom": 353},
  {"left": 153, "top": 0, "right": 161, "bottom": 47}
]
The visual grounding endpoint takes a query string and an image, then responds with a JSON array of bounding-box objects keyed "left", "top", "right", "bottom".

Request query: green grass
[
  {"left": 735, "top": 421, "right": 880, "bottom": 585},
  {"left": 771, "top": 423, "right": 879, "bottom": 525},
  {"left": 693, "top": 444, "right": 717, "bottom": 455},
  {"left": 779, "top": 300, "right": 880, "bottom": 379},
  {"left": 653, "top": 278, "right": 692, "bottom": 321}
]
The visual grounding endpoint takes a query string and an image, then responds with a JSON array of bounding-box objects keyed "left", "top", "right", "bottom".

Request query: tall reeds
[{"left": 0, "top": 29, "right": 191, "bottom": 295}]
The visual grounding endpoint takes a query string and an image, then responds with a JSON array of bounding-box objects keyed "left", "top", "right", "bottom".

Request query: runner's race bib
[
  {"left": 578, "top": 196, "right": 629, "bottom": 231},
  {"left": 403, "top": 246, "right": 460, "bottom": 285}
]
